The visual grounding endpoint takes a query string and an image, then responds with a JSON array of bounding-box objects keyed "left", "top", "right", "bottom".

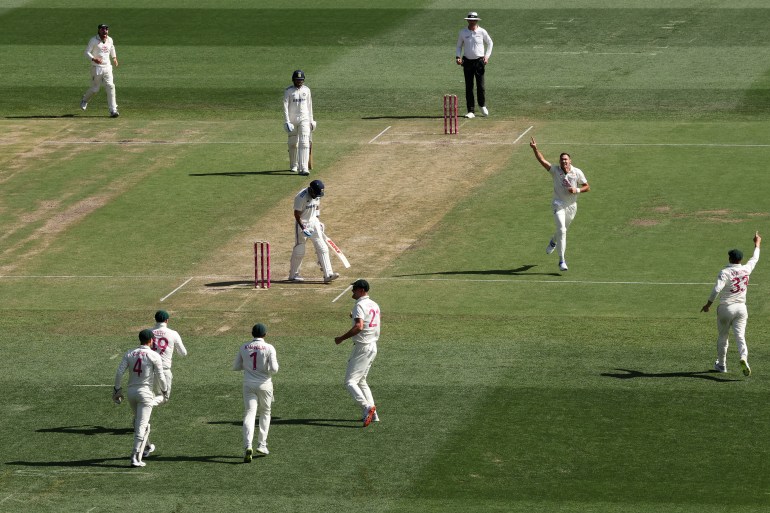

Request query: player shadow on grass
[
  {"left": 4, "top": 114, "right": 76, "bottom": 119},
  {"left": 209, "top": 417, "right": 361, "bottom": 429},
  {"left": 36, "top": 425, "right": 133, "bottom": 436},
  {"left": 189, "top": 169, "right": 295, "bottom": 177},
  {"left": 395, "top": 264, "right": 561, "bottom": 278},
  {"left": 7, "top": 454, "right": 244, "bottom": 469},
  {"left": 205, "top": 279, "right": 330, "bottom": 287},
  {"left": 601, "top": 369, "right": 740, "bottom": 382}
]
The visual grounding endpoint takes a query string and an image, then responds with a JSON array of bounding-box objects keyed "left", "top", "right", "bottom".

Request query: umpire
[{"left": 455, "top": 11, "right": 493, "bottom": 119}]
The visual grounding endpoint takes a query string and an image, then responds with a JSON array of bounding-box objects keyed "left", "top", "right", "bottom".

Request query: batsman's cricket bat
[
  {"left": 325, "top": 236, "right": 350, "bottom": 268},
  {"left": 308, "top": 141, "right": 313, "bottom": 170}
]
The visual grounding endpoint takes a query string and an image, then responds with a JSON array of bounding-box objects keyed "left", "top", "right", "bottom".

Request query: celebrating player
[
  {"left": 113, "top": 329, "right": 168, "bottom": 468},
  {"left": 80, "top": 24, "right": 120, "bottom": 118},
  {"left": 233, "top": 323, "right": 279, "bottom": 461},
  {"left": 150, "top": 310, "right": 187, "bottom": 398},
  {"left": 701, "top": 231, "right": 762, "bottom": 376},
  {"left": 335, "top": 279, "right": 380, "bottom": 427},
  {"left": 288, "top": 179, "right": 340, "bottom": 283},
  {"left": 530, "top": 137, "right": 590, "bottom": 271},
  {"left": 283, "top": 70, "right": 316, "bottom": 175}
]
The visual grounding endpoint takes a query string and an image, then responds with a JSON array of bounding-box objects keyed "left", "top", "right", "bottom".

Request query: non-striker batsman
[{"left": 283, "top": 70, "right": 316, "bottom": 175}]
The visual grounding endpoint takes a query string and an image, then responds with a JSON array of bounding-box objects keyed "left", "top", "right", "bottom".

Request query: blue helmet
[{"left": 292, "top": 70, "right": 306, "bottom": 81}]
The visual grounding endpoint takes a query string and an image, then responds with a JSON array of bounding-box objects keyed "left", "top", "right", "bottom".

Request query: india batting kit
[
  {"left": 83, "top": 34, "right": 118, "bottom": 113},
  {"left": 708, "top": 246, "right": 760, "bottom": 364},
  {"left": 283, "top": 84, "right": 314, "bottom": 173},
  {"left": 289, "top": 187, "right": 334, "bottom": 279}
]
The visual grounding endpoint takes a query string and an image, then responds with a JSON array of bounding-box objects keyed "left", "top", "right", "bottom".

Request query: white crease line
[
  {"left": 72, "top": 384, "right": 112, "bottom": 387},
  {"left": 513, "top": 126, "right": 534, "bottom": 145},
  {"left": 332, "top": 285, "right": 353, "bottom": 303},
  {"left": 551, "top": 143, "right": 770, "bottom": 148},
  {"left": 0, "top": 495, "right": 15, "bottom": 505},
  {"left": 40, "top": 140, "right": 279, "bottom": 145},
  {"left": 368, "top": 126, "right": 391, "bottom": 144},
  {"left": 385, "top": 277, "right": 712, "bottom": 285},
  {"left": 160, "top": 277, "right": 193, "bottom": 302}
]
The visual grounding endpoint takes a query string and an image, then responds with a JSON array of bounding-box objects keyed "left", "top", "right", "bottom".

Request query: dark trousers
[{"left": 462, "top": 57, "right": 486, "bottom": 113}]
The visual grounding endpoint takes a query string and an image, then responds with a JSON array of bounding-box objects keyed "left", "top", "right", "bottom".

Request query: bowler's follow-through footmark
[{"left": 254, "top": 241, "right": 271, "bottom": 288}]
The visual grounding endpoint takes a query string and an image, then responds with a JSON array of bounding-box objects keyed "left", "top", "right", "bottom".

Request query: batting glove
[
  {"left": 112, "top": 387, "right": 123, "bottom": 405},
  {"left": 310, "top": 121, "right": 317, "bottom": 131},
  {"left": 284, "top": 122, "right": 295, "bottom": 133},
  {"left": 302, "top": 227, "right": 314, "bottom": 237}
]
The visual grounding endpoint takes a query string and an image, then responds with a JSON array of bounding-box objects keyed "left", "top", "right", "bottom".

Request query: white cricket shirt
[
  {"left": 283, "top": 85, "right": 314, "bottom": 124},
  {"left": 85, "top": 35, "right": 116, "bottom": 68},
  {"left": 152, "top": 323, "right": 187, "bottom": 370},
  {"left": 293, "top": 187, "right": 321, "bottom": 225},
  {"left": 351, "top": 296, "right": 381, "bottom": 346},
  {"left": 233, "top": 338, "right": 279, "bottom": 384},
  {"left": 709, "top": 247, "right": 760, "bottom": 305},
  {"left": 114, "top": 346, "right": 167, "bottom": 392},
  {"left": 456, "top": 27, "right": 493, "bottom": 59},
  {"left": 548, "top": 164, "right": 587, "bottom": 209}
]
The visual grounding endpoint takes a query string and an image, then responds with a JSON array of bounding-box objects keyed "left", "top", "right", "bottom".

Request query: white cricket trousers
[
  {"left": 345, "top": 343, "right": 377, "bottom": 415},
  {"left": 289, "top": 219, "right": 333, "bottom": 278},
  {"left": 552, "top": 203, "right": 577, "bottom": 262},
  {"left": 287, "top": 121, "right": 311, "bottom": 172},
  {"left": 154, "top": 369, "right": 173, "bottom": 397},
  {"left": 242, "top": 380, "right": 273, "bottom": 449},
  {"left": 127, "top": 388, "right": 155, "bottom": 454},
  {"left": 715, "top": 303, "right": 749, "bottom": 366},
  {"left": 83, "top": 66, "right": 117, "bottom": 113}
]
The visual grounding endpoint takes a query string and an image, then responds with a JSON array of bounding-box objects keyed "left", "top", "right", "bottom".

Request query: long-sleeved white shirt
[
  {"left": 456, "top": 26, "right": 493, "bottom": 59},
  {"left": 84, "top": 35, "right": 116, "bottom": 67},
  {"left": 708, "top": 247, "right": 760, "bottom": 305},
  {"left": 115, "top": 346, "right": 168, "bottom": 392},
  {"left": 283, "top": 84, "right": 314, "bottom": 124},
  {"left": 151, "top": 323, "right": 187, "bottom": 370}
]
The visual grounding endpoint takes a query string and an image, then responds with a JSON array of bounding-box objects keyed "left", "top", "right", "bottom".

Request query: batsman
[{"left": 283, "top": 69, "right": 316, "bottom": 176}]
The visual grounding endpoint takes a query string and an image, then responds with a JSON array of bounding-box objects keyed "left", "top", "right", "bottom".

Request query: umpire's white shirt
[
  {"left": 548, "top": 164, "right": 587, "bottom": 209},
  {"left": 351, "top": 296, "right": 380, "bottom": 346},
  {"left": 456, "top": 27, "right": 493, "bottom": 59}
]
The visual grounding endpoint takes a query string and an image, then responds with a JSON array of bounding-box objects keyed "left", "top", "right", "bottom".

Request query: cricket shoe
[
  {"left": 290, "top": 166, "right": 298, "bottom": 173},
  {"left": 130, "top": 455, "right": 146, "bottom": 468},
  {"left": 142, "top": 443, "right": 155, "bottom": 459},
  {"left": 324, "top": 272, "right": 340, "bottom": 283},
  {"left": 714, "top": 361, "right": 727, "bottom": 373},
  {"left": 299, "top": 170, "right": 310, "bottom": 176},
  {"left": 244, "top": 448, "right": 253, "bottom": 463},
  {"left": 464, "top": 112, "right": 475, "bottom": 119},
  {"left": 256, "top": 445, "right": 270, "bottom": 456},
  {"left": 80, "top": 99, "right": 88, "bottom": 111},
  {"left": 110, "top": 110, "right": 120, "bottom": 118},
  {"left": 546, "top": 240, "right": 556, "bottom": 254},
  {"left": 741, "top": 359, "right": 751, "bottom": 376},
  {"left": 363, "top": 405, "right": 377, "bottom": 427},
  {"left": 287, "top": 275, "right": 305, "bottom": 282},
  {"left": 481, "top": 106, "right": 489, "bottom": 116},
  {"left": 559, "top": 261, "right": 569, "bottom": 271}
]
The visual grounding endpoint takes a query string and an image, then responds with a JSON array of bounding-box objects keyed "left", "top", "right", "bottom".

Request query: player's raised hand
[
  {"left": 529, "top": 137, "right": 537, "bottom": 149},
  {"left": 754, "top": 231, "right": 762, "bottom": 246}
]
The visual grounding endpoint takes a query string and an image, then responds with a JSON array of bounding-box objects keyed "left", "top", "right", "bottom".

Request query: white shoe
[
  {"left": 546, "top": 240, "right": 556, "bottom": 255},
  {"left": 740, "top": 359, "right": 751, "bottom": 376},
  {"left": 464, "top": 112, "right": 475, "bottom": 119},
  {"left": 290, "top": 166, "right": 298, "bottom": 173},
  {"left": 287, "top": 275, "right": 305, "bottom": 282},
  {"left": 298, "top": 170, "right": 310, "bottom": 176},
  {"left": 559, "top": 261, "right": 568, "bottom": 271},
  {"left": 481, "top": 106, "right": 489, "bottom": 116},
  {"left": 714, "top": 360, "right": 727, "bottom": 373},
  {"left": 256, "top": 445, "right": 270, "bottom": 456},
  {"left": 373, "top": 412, "right": 380, "bottom": 422},
  {"left": 324, "top": 272, "right": 340, "bottom": 283},
  {"left": 80, "top": 99, "right": 88, "bottom": 111},
  {"left": 142, "top": 443, "right": 155, "bottom": 459},
  {"left": 130, "top": 455, "right": 146, "bottom": 467}
]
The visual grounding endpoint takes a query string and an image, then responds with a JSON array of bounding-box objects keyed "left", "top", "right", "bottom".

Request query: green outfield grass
[{"left": 1, "top": 1, "right": 769, "bottom": 512}]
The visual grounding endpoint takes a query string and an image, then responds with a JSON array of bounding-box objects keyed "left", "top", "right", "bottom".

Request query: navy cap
[{"left": 98, "top": 24, "right": 109, "bottom": 30}]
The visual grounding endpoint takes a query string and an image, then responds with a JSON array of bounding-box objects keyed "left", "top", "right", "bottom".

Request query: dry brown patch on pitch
[{"left": 194, "top": 120, "right": 525, "bottom": 282}]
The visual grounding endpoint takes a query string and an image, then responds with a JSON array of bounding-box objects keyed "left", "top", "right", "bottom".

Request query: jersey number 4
[{"left": 133, "top": 358, "right": 143, "bottom": 376}]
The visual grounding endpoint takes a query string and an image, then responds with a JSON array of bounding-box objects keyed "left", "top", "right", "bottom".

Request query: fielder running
[
  {"left": 530, "top": 137, "right": 590, "bottom": 271},
  {"left": 288, "top": 179, "right": 340, "bottom": 283},
  {"left": 113, "top": 329, "right": 168, "bottom": 468},
  {"left": 233, "top": 323, "right": 279, "bottom": 461},
  {"left": 334, "top": 279, "right": 380, "bottom": 427},
  {"left": 80, "top": 24, "right": 119, "bottom": 118},
  {"left": 150, "top": 310, "right": 187, "bottom": 398},
  {"left": 701, "top": 231, "right": 762, "bottom": 376},
  {"left": 283, "top": 70, "right": 316, "bottom": 175}
]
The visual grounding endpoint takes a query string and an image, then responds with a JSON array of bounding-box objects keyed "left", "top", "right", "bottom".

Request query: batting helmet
[
  {"left": 309, "top": 179, "right": 324, "bottom": 197},
  {"left": 292, "top": 70, "right": 306, "bottom": 81}
]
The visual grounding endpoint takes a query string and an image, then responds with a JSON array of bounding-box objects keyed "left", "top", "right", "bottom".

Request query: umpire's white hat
[{"left": 464, "top": 12, "right": 480, "bottom": 20}]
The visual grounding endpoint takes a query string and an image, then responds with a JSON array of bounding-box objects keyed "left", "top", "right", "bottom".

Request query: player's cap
[
  {"left": 351, "top": 279, "right": 370, "bottom": 292},
  {"left": 155, "top": 310, "right": 169, "bottom": 322},
  {"left": 464, "top": 12, "right": 480, "bottom": 20},
  {"left": 292, "top": 69, "right": 306, "bottom": 81},
  {"left": 252, "top": 323, "right": 267, "bottom": 338},
  {"left": 98, "top": 24, "right": 109, "bottom": 30},
  {"left": 138, "top": 329, "right": 155, "bottom": 343},
  {"left": 309, "top": 179, "right": 324, "bottom": 197},
  {"left": 728, "top": 249, "right": 743, "bottom": 262}
]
